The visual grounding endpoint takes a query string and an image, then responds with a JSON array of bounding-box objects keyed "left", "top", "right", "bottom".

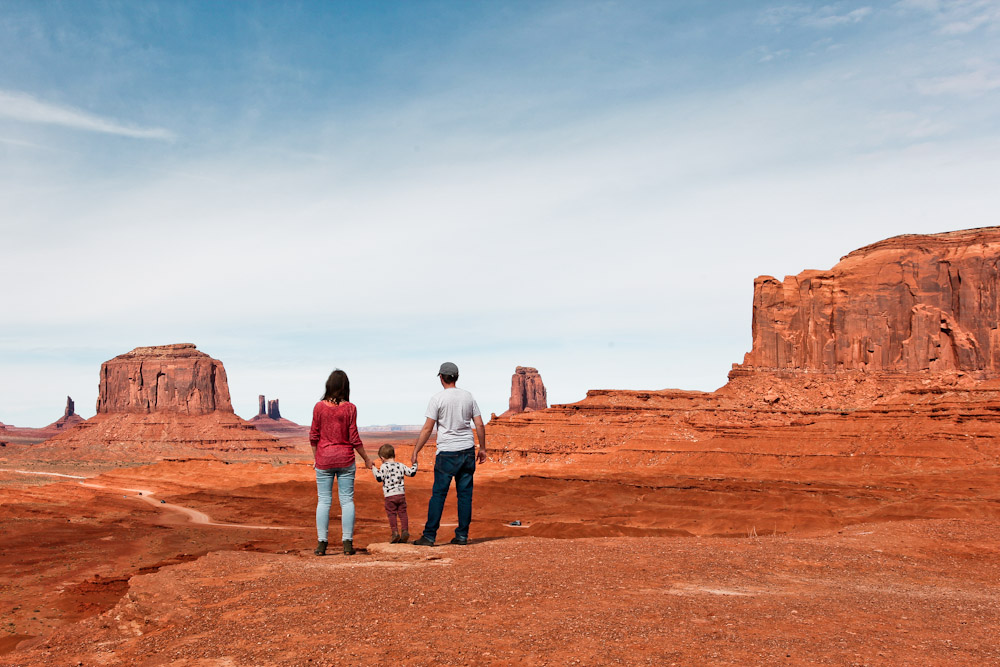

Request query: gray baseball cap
[{"left": 438, "top": 361, "right": 459, "bottom": 376}]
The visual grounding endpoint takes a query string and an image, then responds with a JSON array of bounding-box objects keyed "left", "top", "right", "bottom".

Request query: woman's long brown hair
[{"left": 323, "top": 369, "right": 350, "bottom": 404}]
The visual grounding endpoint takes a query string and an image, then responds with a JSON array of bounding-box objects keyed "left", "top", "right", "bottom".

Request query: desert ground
[
  {"left": 5, "top": 228, "right": 1000, "bottom": 664},
  {"left": 3, "top": 438, "right": 1000, "bottom": 666}
]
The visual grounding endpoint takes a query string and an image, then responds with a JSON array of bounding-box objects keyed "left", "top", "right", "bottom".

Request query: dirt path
[{"left": 0, "top": 468, "right": 292, "bottom": 531}]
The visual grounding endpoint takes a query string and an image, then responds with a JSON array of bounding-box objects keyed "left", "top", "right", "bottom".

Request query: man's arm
[
  {"left": 411, "top": 417, "right": 436, "bottom": 465},
  {"left": 473, "top": 415, "right": 487, "bottom": 463}
]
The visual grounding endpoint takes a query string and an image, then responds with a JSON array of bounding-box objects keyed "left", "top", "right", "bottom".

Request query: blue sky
[{"left": 2, "top": 1, "right": 999, "bottom": 426}]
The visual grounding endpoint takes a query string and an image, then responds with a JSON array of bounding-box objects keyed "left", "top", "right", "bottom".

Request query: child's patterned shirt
[{"left": 372, "top": 460, "right": 418, "bottom": 497}]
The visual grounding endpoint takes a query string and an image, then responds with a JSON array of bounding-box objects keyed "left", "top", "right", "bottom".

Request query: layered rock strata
[
  {"left": 501, "top": 367, "right": 548, "bottom": 418},
  {"left": 97, "top": 344, "right": 232, "bottom": 415},
  {"left": 34, "top": 345, "right": 292, "bottom": 460},
  {"left": 734, "top": 227, "right": 1000, "bottom": 377},
  {"left": 489, "top": 227, "right": 1000, "bottom": 472}
]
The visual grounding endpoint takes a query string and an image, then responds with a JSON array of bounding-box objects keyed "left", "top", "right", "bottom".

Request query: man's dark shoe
[
  {"left": 450, "top": 537, "right": 468, "bottom": 545},
  {"left": 412, "top": 536, "right": 434, "bottom": 546},
  {"left": 314, "top": 540, "right": 327, "bottom": 556},
  {"left": 342, "top": 539, "right": 355, "bottom": 555}
]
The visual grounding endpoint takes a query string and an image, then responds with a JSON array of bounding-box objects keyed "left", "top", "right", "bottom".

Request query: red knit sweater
[{"left": 309, "top": 400, "right": 363, "bottom": 469}]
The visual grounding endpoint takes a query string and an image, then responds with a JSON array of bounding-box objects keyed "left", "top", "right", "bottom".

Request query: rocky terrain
[
  {"left": 3, "top": 228, "right": 1000, "bottom": 664},
  {"left": 26, "top": 345, "right": 294, "bottom": 462},
  {"left": 490, "top": 227, "right": 1000, "bottom": 474},
  {"left": 1, "top": 455, "right": 998, "bottom": 665}
]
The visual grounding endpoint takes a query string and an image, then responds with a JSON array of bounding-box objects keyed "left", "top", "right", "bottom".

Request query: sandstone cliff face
[
  {"left": 32, "top": 344, "right": 289, "bottom": 460},
  {"left": 505, "top": 367, "right": 548, "bottom": 416},
  {"left": 97, "top": 344, "right": 233, "bottom": 415},
  {"left": 489, "top": 226, "right": 1000, "bottom": 473},
  {"left": 734, "top": 227, "right": 1000, "bottom": 376}
]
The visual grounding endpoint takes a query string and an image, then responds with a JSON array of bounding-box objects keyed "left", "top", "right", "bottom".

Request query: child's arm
[
  {"left": 403, "top": 462, "right": 418, "bottom": 476},
  {"left": 371, "top": 464, "right": 383, "bottom": 481}
]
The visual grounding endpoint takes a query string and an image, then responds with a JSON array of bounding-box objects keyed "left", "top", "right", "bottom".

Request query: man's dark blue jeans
[{"left": 422, "top": 447, "right": 476, "bottom": 543}]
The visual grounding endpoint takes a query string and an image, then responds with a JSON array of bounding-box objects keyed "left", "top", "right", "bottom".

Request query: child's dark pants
[{"left": 384, "top": 494, "right": 408, "bottom": 532}]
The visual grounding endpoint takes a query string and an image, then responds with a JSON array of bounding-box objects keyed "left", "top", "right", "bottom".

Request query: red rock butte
[
  {"left": 736, "top": 227, "right": 1000, "bottom": 376},
  {"left": 489, "top": 226, "right": 1000, "bottom": 472},
  {"left": 30, "top": 344, "right": 291, "bottom": 461},
  {"left": 97, "top": 343, "right": 232, "bottom": 415}
]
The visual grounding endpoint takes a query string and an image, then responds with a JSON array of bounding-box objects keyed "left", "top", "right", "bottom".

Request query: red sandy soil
[
  {"left": 0, "top": 426, "right": 63, "bottom": 447},
  {"left": 2, "top": 447, "right": 1000, "bottom": 665}
]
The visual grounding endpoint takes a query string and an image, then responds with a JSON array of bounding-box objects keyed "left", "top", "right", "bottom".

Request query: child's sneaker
[
  {"left": 400, "top": 530, "right": 409, "bottom": 543},
  {"left": 390, "top": 532, "right": 401, "bottom": 544}
]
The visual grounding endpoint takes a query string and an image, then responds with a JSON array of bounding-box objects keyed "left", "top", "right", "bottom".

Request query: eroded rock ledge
[{"left": 489, "top": 227, "right": 1000, "bottom": 471}]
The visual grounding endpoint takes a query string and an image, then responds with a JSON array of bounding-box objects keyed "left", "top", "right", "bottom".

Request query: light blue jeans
[{"left": 315, "top": 463, "right": 356, "bottom": 542}]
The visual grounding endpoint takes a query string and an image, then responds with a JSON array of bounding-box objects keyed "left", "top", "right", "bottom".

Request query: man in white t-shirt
[{"left": 411, "top": 361, "right": 488, "bottom": 546}]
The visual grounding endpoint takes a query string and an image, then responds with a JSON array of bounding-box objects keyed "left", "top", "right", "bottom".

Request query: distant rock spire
[
  {"left": 507, "top": 367, "right": 548, "bottom": 415},
  {"left": 52, "top": 395, "right": 84, "bottom": 430}
]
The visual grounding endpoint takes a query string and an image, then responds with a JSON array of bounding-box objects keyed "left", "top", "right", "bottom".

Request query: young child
[{"left": 371, "top": 444, "right": 418, "bottom": 543}]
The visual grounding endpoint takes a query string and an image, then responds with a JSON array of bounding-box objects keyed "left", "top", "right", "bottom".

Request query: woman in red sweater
[{"left": 309, "top": 369, "right": 373, "bottom": 556}]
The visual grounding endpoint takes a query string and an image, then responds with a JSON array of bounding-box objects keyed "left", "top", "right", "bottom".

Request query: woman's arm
[
  {"left": 309, "top": 403, "right": 321, "bottom": 466},
  {"left": 308, "top": 402, "right": 321, "bottom": 448},
  {"left": 349, "top": 404, "right": 373, "bottom": 468}
]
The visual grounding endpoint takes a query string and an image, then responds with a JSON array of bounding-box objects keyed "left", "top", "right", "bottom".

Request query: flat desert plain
[{"left": 2, "top": 442, "right": 1000, "bottom": 666}]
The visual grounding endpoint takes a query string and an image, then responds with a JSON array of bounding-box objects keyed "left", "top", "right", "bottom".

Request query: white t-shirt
[{"left": 425, "top": 387, "right": 481, "bottom": 452}]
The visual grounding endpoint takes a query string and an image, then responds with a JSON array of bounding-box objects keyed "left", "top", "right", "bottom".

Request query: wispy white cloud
[
  {"left": 917, "top": 61, "right": 1000, "bottom": 96},
  {"left": 895, "top": 0, "right": 1000, "bottom": 34},
  {"left": 801, "top": 6, "right": 873, "bottom": 28},
  {"left": 894, "top": 0, "right": 940, "bottom": 11},
  {"left": 759, "top": 4, "right": 873, "bottom": 29},
  {"left": 0, "top": 90, "right": 174, "bottom": 140},
  {"left": 0, "top": 135, "right": 47, "bottom": 150},
  {"left": 867, "top": 111, "right": 953, "bottom": 140},
  {"left": 941, "top": 9, "right": 1000, "bottom": 35},
  {"left": 753, "top": 46, "right": 792, "bottom": 63}
]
